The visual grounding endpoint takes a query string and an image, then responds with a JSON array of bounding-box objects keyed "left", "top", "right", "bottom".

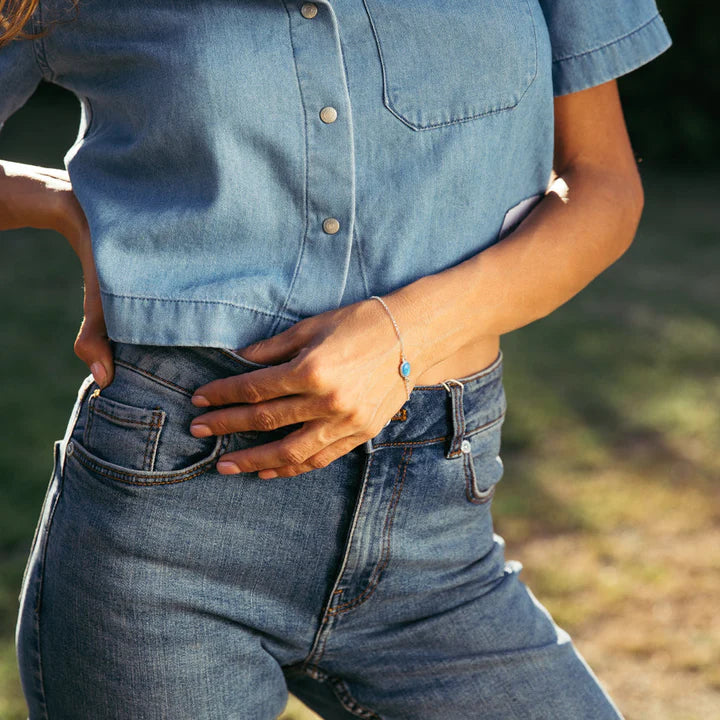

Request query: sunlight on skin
[{"left": 548, "top": 173, "right": 571, "bottom": 204}]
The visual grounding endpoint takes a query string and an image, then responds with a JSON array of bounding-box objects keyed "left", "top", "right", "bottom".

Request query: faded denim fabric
[
  {"left": 0, "top": 1, "right": 670, "bottom": 349},
  {"left": 17, "top": 344, "right": 625, "bottom": 719}
]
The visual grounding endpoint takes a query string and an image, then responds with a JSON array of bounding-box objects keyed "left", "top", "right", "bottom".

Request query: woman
[{"left": 2, "top": 0, "right": 671, "bottom": 718}]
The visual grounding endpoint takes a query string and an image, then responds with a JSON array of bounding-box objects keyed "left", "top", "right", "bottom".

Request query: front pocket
[
  {"left": 83, "top": 390, "right": 166, "bottom": 472},
  {"left": 65, "top": 433, "right": 227, "bottom": 487},
  {"left": 362, "top": 0, "right": 538, "bottom": 130},
  {"left": 463, "top": 417, "right": 505, "bottom": 504}
]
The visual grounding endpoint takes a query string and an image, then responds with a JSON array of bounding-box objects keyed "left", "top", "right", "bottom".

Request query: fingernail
[
  {"left": 90, "top": 362, "right": 107, "bottom": 387},
  {"left": 258, "top": 470, "right": 278, "bottom": 480},
  {"left": 217, "top": 461, "right": 241, "bottom": 474},
  {"left": 192, "top": 395, "right": 210, "bottom": 407},
  {"left": 190, "top": 423, "right": 212, "bottom": 438}
]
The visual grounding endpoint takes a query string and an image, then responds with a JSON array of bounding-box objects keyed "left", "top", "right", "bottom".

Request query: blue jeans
[{"left": 16, "top": 343, "right": 622, "bottom": 719}]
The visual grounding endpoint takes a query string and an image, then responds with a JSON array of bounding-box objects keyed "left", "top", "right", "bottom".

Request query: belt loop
[{"left": 442, "top": 379, "right": 466, "bottom": 459}]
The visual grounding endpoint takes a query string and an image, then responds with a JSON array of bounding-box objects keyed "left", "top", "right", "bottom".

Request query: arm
[
  {"left": 383, "top": 79, "right": 644, "bottom": 371},
  {"left": 190, "top": 80, "right": 643, "bottom": 478},
  {"left": 1, "top": 160, "right": 114, "bottom": 387}
]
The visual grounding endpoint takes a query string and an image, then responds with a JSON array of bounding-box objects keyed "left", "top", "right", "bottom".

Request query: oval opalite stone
[{"left": 399, "top": 360, "right": 411, "bottom": 378}]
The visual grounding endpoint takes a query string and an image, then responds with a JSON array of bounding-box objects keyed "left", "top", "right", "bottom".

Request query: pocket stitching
[
  {"left": 463, "top": 413, "right": 505, "bottom": 504},
  {"left": 363, "top": 0, "right": 539, "bottom": 130},
  {"left": 142, "top": 409, "right": 166, "bottom": 471},
  {"left": 464, "top": 451, "right": 497, "bottom": 505},
  {"left": 84, "top": 392, "right": 168, "bottom": 472},
  {"left": 68, "top": 434, "right": 228, "bottom": 486}
]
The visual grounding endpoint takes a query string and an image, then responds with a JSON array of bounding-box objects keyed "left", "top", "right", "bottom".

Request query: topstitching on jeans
[
  {"left": 113, "top": 358, "right": 196, "bottom": 396},
  {"left": 329, "top": 447, "right": 412, "bottom": 615},
  {"left": 67, "top": 435, "right": 228, "bottom": 486},
  {"left": 370, "top": 412, "right": 505, "bottom": 450},
  {"left": 290, "top": 664, "right": 383, "bottom": 720},
  {"left": 323, "top": 672, "right": 383, "bottom": 720}
]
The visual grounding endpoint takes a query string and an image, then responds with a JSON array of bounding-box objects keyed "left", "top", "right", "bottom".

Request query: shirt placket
[{"left": 280, "top": 0, "right": 356, "bottom": 319}]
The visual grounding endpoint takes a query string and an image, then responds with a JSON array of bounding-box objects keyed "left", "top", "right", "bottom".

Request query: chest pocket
[{"left": 362, "top": 0, "right": 538, "bottom": 130}]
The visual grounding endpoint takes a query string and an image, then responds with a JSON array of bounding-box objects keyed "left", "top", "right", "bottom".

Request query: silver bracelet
[{"left": 369, "top": 295, "right": 412, "bottom": 401}]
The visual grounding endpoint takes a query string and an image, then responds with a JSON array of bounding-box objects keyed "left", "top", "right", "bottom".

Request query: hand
[
  {"left": 190, "top": 298, "right": 416, "bottom": 478},
  {"left": 49, "top": 171, "right": 114, "bottom": 388}
]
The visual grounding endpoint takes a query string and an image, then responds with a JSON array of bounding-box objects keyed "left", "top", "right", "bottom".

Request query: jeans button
[{"left": 460, "top": 439, "right": 471, "bottom": 454}]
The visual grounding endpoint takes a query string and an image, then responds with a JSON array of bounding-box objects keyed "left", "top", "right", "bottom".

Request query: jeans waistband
[{"left": 109, "top": 343, "right": 505, "bottom": 457}]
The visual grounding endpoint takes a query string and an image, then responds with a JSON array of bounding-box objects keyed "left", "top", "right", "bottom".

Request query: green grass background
[{"left": 1, "top": 87, "right": 719, "bottom": 719}]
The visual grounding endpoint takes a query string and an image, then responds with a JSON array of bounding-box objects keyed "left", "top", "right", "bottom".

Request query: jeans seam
[
  {"left": 83, "top": 391, "right": 97, "bottom": 448},
  {"left": 372, "top": 435, "right": 446, "bottom": 448},
  {"left": 142, "top": 410, "right": 165, "bottom": 471},
  {"left": 325, "top": 674, "right": 383, "bottom": 719},
  {"left": 371, "top": 413, "right": 503, "bottom": 449},
  {"left": 113, "top": 359, "right": 195, "bottom": 396},
  {"left": 89, "top": 404, "right": 163, "bottom": 428},
  {"left": 465, "top": 413, "right": 506, "bottom": 440},
  {"left": 330, "top": 447, "right": 412, "bottom": 615},
  {"left": 32, "top": 454, "right": 66, "bottom": 719},
  {"left": 302, "top": 450, "right": 377, "bottom": 672}
]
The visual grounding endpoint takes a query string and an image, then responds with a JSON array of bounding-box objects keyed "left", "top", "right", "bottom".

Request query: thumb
[{"left": 236, "top": 323, "right": 309, "bottom": 366}]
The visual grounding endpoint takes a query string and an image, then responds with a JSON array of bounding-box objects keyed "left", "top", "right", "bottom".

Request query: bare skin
[
  {"left": 2, "top": 80, "right": 642, "bottom": 481},
  {"left": 189, "top": 80, "right": 644, "bottom": 478},
  {"left": 0, "top": 161, "right": 114, "bottom": 386}
]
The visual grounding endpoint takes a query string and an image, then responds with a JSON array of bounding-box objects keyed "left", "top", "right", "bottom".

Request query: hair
[
  {"left": 0, "top": 0, "right": 78, "bottom": 48},
  {"left": 0, "top": 0, "right": 38, "bottom": 47}
]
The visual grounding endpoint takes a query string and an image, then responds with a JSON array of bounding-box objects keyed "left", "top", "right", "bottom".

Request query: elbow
[
  {"left": 628, "top": 163, "right": 645, "bottom": 230},
  {"left": 611, "top": 163, "right": 645, "bottom": 262}
]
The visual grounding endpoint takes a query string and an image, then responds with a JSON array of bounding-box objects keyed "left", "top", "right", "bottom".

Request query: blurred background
[{"left": 1, "top": 2, "right": 718, "bottom": 719}]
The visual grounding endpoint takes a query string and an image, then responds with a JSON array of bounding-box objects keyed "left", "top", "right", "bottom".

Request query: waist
[
  {"left": 414, "top": 336, "right": 501, "bottom": 386},
  {"left": 108, "top": 342, "right": 506, "bottom": 451}
]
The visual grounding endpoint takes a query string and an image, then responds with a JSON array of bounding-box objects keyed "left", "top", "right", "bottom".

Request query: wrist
[
  {"left": 368, "top": 295, "right": 413, "bottom": 399},
  {"left": 381, "top": 269, "right": 484, "bottom": 381},
  {"left": 371, "top": 283, "right": 436, "bottom": 386}
]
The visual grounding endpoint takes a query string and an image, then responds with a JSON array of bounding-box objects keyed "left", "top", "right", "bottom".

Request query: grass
[{"left": 2, "top": 85, "right": 719, "bottom": 719}]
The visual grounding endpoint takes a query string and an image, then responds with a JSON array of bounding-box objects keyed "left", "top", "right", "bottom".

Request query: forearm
[
  {"left": 389, "top": 162, "right": 644, "bottom": 376},
  {"left": 0, "top": 159, "right": 74, "bottom": 234}
]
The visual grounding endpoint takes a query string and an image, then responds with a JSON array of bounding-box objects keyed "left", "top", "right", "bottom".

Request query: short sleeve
[
  {"left": 0, "top": 38, "right": 44, "bottom": 133},
  {"left": 537, "top": 0, "right": 672, "bottom": 97}
]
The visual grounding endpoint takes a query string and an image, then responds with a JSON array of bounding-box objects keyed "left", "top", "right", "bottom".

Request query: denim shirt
[{"left": 1, "top": 1, "right": 671, "bottom": 348}]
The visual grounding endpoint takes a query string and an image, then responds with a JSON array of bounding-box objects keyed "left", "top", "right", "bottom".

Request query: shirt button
[
  {"left": 67, "top": 440, "right": 75, "bottom": 456},
  {"left": 319, "top": 106, "right": 338, "bottom": 124},
  {"left": 322, "top": 217, "right": 340, "bottom": 235},
  {"left": 461, "top": 439, "right": 472, "bottom": 454},
  {"left": 300, "top": 3, "right": 318, "bottom": 19}
]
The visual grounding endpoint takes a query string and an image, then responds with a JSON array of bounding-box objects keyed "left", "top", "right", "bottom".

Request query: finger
[
  {"left": 215, "top": 420, "right": 344, "bottom": 474},
  {"left": 74, "top": 318, "right": 114, "bottom": 388},
  {"left": 236, "top": 322, "right": 310, "bottom": 366},
  {"left": 257, "top": 434, "right": 367, "bottom": 479},
  {"left": 192, "top": 363, "right": 301, "bottom": 407},
  {"left": 190, "top": 396, "right": 322, "bottom": 437}
]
